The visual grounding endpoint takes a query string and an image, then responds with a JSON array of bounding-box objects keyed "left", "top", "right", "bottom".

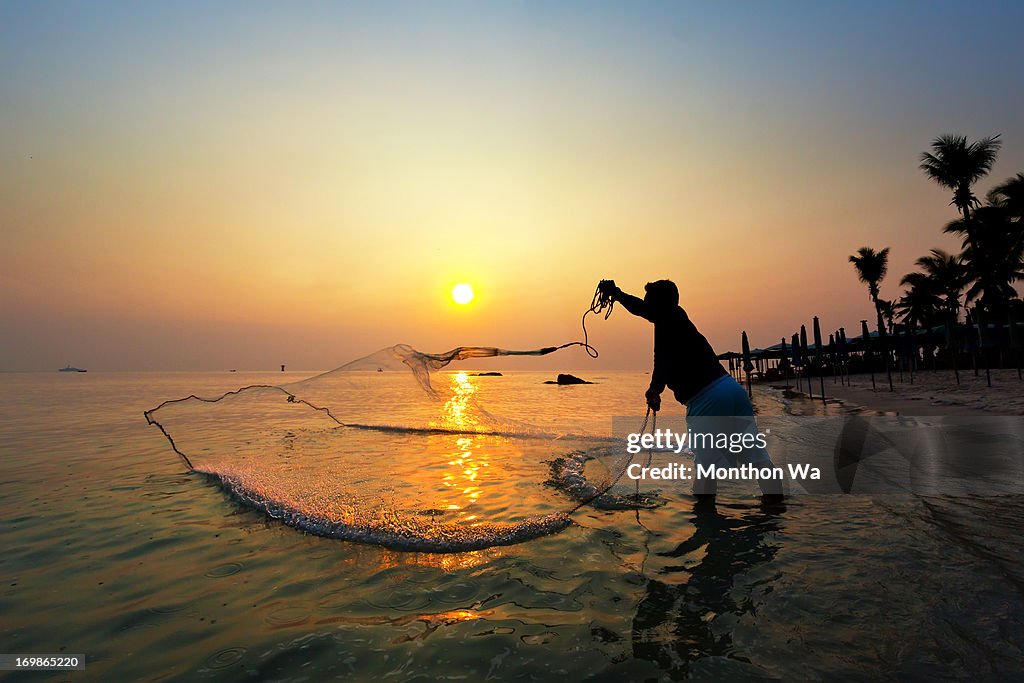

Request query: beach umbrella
[
  {"left": 976, "top": 307, "right": 992, "bottom": 388},
  {"left": 835, "top": 329, "right": 844, "bottom": 385},
  {"left": 1009, "top": 307, "right": 1022, "bottom": 380},
  {"left": 741, "top": 331, "right": 753, "bottom": 398},
  {"left": 779, "top": 337, "right": 790, "bottom": 381},
  {"left": 829, "top": 333, "right": 837, "bottom": 384},
  {"left": 813, "top": 317, "right": 825, "bottom": 402},
  {"left": 861, "top": 319, "right": 876, "bottom": 391},
  {"left": 791, "top": 332, "right": 802, "bottom": 392},
  {"left": 944, "top": 313, "right": 961, "bottom": 386},
  {"left": 800, "top": 325, "right": 810, "bottom": 395},
  {"left": 905, "top": 322, "right": 917, "bottom": 384},
  {"left": 838, "top": 327, "right": 849, "bottom": 385},
  {"left": 879, "top": 318, "right": 894, "bottom": 393}
]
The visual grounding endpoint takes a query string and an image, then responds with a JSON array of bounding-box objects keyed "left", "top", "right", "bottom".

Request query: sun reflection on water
[
  {"left": 431, "top": 372, "right": 495, "bottom": 519},
  {"left": 433, "top": 371, "right": 480, "bottom": 432}
]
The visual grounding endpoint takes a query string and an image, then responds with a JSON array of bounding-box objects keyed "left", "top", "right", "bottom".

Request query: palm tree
[
  {"left": 913, "top": 248, "right": 967, "bottom": 321},
  {"left": 946, "top": 205, "right": 1024, "bottom": 317},
  {"left": 920, "top": 134, "right": 1002, "bottom": 223},
  {"left": 849, "top": 246, "right": 891, "bottom": 334},
  {"left": 878, "top": 299, "right": 897, "bottom": 334},
  {"left": 897, "top": 272, "right": 944, "bottom": 330},
  {"left": 988, "top": 173, "right": 1024, "bottom": 222},
  {"left": 988, "top": 174, "right": 1024, "bottom": 272},
  {"left": 897, "top": 274, "right": 944, "bottom": 371}
]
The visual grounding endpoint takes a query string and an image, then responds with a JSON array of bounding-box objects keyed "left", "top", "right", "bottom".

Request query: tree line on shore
[{"left": 850, "top": 134, "right": 1023, "bottom": 370}]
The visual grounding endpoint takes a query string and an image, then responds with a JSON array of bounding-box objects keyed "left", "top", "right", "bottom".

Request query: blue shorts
[{"left": 682, "top": 375, "right": 771, "bottom": 467}]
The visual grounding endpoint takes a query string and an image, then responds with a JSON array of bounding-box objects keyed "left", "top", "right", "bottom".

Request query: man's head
[{"left": 643, "top": 280, "right": 679, "bottom": 310}]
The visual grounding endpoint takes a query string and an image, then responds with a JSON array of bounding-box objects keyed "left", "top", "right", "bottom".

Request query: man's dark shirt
[{"left": 615, "top": 290, "right": 727, "bottom": 403}]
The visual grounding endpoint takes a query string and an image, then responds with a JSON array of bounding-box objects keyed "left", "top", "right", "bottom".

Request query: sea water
[{"left": 2, "top": 370, "right": 1024, "bottom": 679}]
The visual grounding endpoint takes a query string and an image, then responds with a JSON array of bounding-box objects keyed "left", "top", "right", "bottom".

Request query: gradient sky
[{"left": 3, "top": 1, "right": 1024, "bottom": 371}]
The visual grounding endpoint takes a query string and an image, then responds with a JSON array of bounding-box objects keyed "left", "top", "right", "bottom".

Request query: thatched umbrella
[
  {"left": 861, "top": 319, "right": 876, "bottom": 392},
  {"left": 780, "top": 337, "right": 790, "bottom": 384},
  {"left": 800, "top": 325, "right": 810, "bottom": 395},
  {"left": 813, "top": 316, "right": 825, "bottom": 402},
  {"left": 829, "top": 333, "right": 837, "bottom": 384},
  {"left": 1010, "top": 306, "right": 1022, "bottom": 381},
  {"left": 741, "top": 331, "right": 753, "bottom": 398},
  {"left": 882, "top": 320, "right": 894, "bottom": 392},
  {"left": 907, "top": 321, "right": 917, "bottom": 385},
  {"left": 976, "top": 307, "right": 992, "bottom": 388},
  {"left": 946, "top": 317, "right": 960, "bottom": 385},
  {"left": 837, "top": 327, "right": 849, "bottom": 385}
]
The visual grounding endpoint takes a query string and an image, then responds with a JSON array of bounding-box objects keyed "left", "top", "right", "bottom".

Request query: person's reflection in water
[{"left": 631, "top": 499, "right": 784, "bottom": 677}]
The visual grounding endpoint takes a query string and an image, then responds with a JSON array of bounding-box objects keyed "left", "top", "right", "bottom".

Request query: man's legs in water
[{"left": 682, "top": 376, "right": 784, "bottom": 504}]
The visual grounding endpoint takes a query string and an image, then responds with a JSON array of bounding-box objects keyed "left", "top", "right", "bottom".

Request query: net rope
[{"left": 144, "top": 286, "right": 659, "bottom": 552}]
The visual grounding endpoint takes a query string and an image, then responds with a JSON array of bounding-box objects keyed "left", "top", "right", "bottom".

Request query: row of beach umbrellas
[{"left": 725, "top": 318, "right": 1024, "bottom": 397}]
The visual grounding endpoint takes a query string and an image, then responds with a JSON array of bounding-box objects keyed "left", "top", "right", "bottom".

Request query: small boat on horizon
[{"left": 59, "top": 365, "right": 87, "bottom": 373}]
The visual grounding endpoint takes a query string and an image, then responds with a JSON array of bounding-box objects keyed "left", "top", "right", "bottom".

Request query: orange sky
[{"left": 2, "top": 3, "right": 1023, "bottom": 371}]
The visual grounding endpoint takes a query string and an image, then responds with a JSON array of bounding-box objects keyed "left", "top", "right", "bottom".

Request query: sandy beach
[{"left": 774, "top": 368, "right": 1024, "bottom": 416}]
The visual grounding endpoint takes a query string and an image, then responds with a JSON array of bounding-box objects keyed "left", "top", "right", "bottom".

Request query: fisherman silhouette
[{"left": 598, "top": 279, "right": 784, "bottom": 502}]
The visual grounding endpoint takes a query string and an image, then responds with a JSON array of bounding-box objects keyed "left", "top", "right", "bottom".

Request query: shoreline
[{"left": 767, "top": 369, "right": 1024, "bottom": 416}]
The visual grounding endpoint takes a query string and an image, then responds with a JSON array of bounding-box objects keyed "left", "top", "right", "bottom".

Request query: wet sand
[{"left": 773, "top": 368, "right": 1024, "bottom": 416}]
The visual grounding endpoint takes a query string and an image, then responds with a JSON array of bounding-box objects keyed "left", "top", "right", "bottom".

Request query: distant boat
[
  {"left": 59, "top": 365, "right": 87, "bottom": 373},
  {"left": 377, "top": 367, "right": 383, "bottom": 372}
]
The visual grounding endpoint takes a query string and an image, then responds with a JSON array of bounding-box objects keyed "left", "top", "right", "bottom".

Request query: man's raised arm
[{"left": 608, "top": 286, "right": 654, "bottom": 322}]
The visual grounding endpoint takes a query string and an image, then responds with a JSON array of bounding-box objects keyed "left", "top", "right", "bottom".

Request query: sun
[{"left": 451, "top": 283, "right": 474, "bottom": 305}]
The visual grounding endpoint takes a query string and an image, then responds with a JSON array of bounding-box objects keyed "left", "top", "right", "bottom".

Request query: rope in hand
[
  {"left": 581, "top": 283, "right": 615, "bottom": 358},
  {"left": 560, "top": 282, "right": 664, "bottom": 514},
  {"left": 541, "top": 282, "right": 615, "bottom": 359}
]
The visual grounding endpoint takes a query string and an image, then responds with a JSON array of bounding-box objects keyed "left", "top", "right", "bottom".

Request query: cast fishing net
[{"left": 146, "top": 293, "right": 660, "bottom": 552}]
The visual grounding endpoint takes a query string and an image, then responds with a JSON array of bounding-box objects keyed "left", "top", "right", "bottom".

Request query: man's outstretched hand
[
  {"left": 597, "top": 279, "right": 618, "bottom": 299},
  {"left": 645, "top": 386, "right": 661, "bottom": 412}
]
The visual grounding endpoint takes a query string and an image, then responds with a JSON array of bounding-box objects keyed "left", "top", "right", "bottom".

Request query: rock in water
[{"left": 544, "top": 373, "right": 593, "bottom": 385}]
